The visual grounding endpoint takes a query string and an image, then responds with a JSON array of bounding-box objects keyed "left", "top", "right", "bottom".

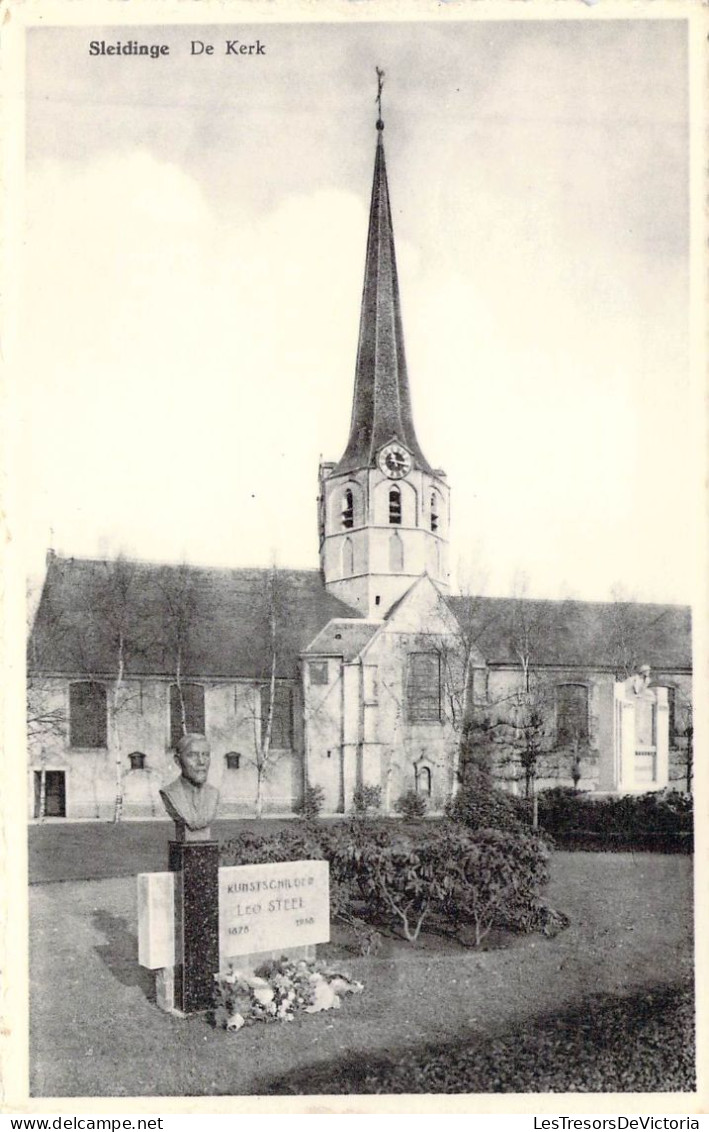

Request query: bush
[
  {"left": 446, "top": 770, "right": 527, "bottom": 833},
  {"left": 220, "top": 826, "right": 326, "bottom": 867},
  {"left": 329, "top": 824, "right": 561, "bottom": 946},
  {"left": 294, "top": 783, "right": 326, "bottom": 822},
  {"left": 221, "top": 818, "right": 563, "bottom": 948},
  {"left": 536, "top": 787, "right": 693, "bottom": 851},
  {"left": 394, "top": 789, "right": 428, "bottom": 820},
  {"left": 351, "top": 784, "right": 382, "bottom": 817}
]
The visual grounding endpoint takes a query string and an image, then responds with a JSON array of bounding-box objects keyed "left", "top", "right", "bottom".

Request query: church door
[{"left": 39, "top": 771, "right": 66, "bottom": 817}]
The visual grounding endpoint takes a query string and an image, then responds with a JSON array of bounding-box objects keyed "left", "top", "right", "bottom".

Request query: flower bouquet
[{"left": 214, "top": 956, "right": 363, "bottom": 1031}]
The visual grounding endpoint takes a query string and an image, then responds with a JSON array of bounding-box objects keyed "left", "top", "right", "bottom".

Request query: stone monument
[
  {"left": 139, "top": 734, "right": 331, "bottom": 1015},
  {"left": 158, "top": 733, "right": 220, "bottom": 1014}
]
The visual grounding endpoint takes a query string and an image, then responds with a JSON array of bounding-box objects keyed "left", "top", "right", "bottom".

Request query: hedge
[{"left": 536, "top": 787, "right": 693, "bottom": 853}]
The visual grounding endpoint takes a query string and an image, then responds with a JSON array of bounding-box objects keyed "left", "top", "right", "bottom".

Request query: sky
[{"left": 16, "top": 17, "right": 695, "bottom": 602}]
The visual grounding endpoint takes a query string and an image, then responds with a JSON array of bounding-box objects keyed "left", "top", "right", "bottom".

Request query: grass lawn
[
  {"left": 29, "top": 844, "right": 694, "bottom": 1097},
  {"left": 28, "top": 819, "right": 298, "bottom": 884}
]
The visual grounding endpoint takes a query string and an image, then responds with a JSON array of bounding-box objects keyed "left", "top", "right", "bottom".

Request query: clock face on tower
[{"left": 378, "top": 443, "right": 412, "bottom": 479}]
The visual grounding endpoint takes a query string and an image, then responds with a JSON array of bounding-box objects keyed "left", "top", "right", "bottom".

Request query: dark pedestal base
[{"left": 168, "top": 840, "right": 219, "bottom": 1013}]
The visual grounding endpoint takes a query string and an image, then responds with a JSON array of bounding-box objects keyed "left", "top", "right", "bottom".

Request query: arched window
[
  {"left": 342, "top": 536, "right": 354, "bottom": 576},
  {"left": 342, "top": 489, "right": 354, "bottom": 530},
  {"left": 225, "top": 752, "right": 241, "bottom": 770},
  {"left": 261, "top": 685, "right": 294, "bottom": 750},
  {"left": 415, "top": 765, "right": 432, "bottom": 796},
  {"left": 69, "top": 681, "right": 107, "bottom": 748},
  {"left": 128, "top": 752, "right": 146, "bottom": 771},
  {"left": 556, "top": 684, "right": 589, "bottom": 747},
  {"left": 430, "top": 491, "right": 439, "bottom": 533},
  {"left": 389, "top": 531, "right": 404, "bottom": 572},
  {"left": 169, "top": 683, "right": 206, "bottom": 749},
  {"left": 389, "top": 487, "right": 402, "bottom": 525},
  {"left": 408, "top": 654, "right": 441, "bottom": 722}
]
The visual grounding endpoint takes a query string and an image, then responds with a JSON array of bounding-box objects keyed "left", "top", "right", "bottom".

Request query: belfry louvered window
[
  {"left": 342, "top": 489, "right": 354, "bottom": 530},
  {"left": 430, "top": 492, "right": 439, "bottom": 533},
  {"left": 389, "top": 487, "right": 402, "bottom": 525}
]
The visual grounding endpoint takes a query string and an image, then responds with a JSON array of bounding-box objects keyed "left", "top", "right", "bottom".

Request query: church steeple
[
  {"left": 318, "top": 75, "right": 450, "bottom": 618},
  {"left": 334, "top": 91, "right": 432, "bottom": 476}
]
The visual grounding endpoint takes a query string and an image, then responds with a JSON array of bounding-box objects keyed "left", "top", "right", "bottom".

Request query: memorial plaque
[
  {"left": 137, "top": 872, "right": 175, "bottom": 970},
  {"left": 219, "top": 859, "right": 329, "bottom": 960}
]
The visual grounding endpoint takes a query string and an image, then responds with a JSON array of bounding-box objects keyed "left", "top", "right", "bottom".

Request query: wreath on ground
[{"left": 214, "top": 956, "right": 363, "bottom": 1031}]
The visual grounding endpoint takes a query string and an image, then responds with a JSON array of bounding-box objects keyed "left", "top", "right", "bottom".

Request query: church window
[
  {"left": 169, "top": 683, "right": 206, "bottom": 749},
  {"left": 556, "top": 684, "right": 589, "bottom": 747},
  {"left": 261, "top": 683, "right": 293, "bottom": 749},
  {"left": 389, "top": 531, "right": 404, "bottom": 572},
  {"left": 225, "top": 752, "right": 241, "bottom": 770},
  {"left": 309, "top": 661, "right": 329, "bottom": 685},
  {"left": 407, "top": 653, "right": 441, "bottom": 722},
  {"left": 342, "top": 537, "right": 354, "bottom": 576},
  {"left": 342, "top": 489, "right": 354, "bottom": 530},
  {"left": 430, "top": 492, "right": 439, "bottom": 533},
  {"left": 389, "top": 487, "right": 402, "bottom": 525},
  {"left": 129, "top": 752, "right": 146, "bottom": 771},
  {"left": 415, "top": 765, "right": 432, "bottom": 796},
  {"left": 69, "top": 681, "right": 107, "bottom": 748}
]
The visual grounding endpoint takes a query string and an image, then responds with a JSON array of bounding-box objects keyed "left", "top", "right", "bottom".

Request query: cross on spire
[{"left": 375, "top": 66, "right": 385, "bottom": 131}]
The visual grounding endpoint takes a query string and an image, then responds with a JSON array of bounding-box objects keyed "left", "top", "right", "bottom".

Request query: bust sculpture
[
  {"left": 630, "top": 664, "right": 653, "bottom": 697},
  {"left": 159, "top": 733, "right": 220, "bottom": 842}
]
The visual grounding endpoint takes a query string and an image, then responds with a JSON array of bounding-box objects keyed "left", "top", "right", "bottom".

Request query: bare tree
[
  {"left": 155, "top": 562, "right": 200, "bottom": 743},
  {"left": 499, "top": 576, "right": 561, "bottom": 821},
  {"left": 605, "top": 585, "right": 648, "bottom": 679},
  {"left": 91, "top": 555, "right": 145, "bottom": 823},
  {"left": 237, "top": 563, "right": 292, "bottom": 818}
]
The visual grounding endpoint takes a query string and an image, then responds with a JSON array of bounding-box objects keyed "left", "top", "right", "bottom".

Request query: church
[{"left": 27, "top": 111, "right": 693, "bottom": 821}]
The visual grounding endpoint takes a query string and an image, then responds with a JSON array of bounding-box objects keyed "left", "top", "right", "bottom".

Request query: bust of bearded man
[{"left": 159, "top": 733, "right": 220, "bottom": 842}]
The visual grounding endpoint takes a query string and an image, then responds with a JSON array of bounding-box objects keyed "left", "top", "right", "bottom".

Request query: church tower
[{"left": 319, "top": 88, "right": 450, "bottom": 618}]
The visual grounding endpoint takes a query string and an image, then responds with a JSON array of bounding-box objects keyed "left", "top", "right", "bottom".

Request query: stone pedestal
[{"left": 169, "top": 840, "right": 219, "bottom": 1014}]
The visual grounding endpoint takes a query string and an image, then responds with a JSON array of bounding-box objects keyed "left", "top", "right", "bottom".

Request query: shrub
[
  {"left": 351, "top": 784, "right": 382, "bottom": 817},
  {"left": 394, "top": 789, "right": 428, "bottom": 820},
  {"left": 330, "top": 824, "right": 560, "bottom": 946},
  {"left": 536, "top": 787, "right": 693, "bottom": 851},
  {"left": 434, "top": 826, "right": 557, "bottom": 944},
  {"left": 220, "top": 819, "right": 564, "bottom": 948},
  {"left": 294, "top": 783, "right": 326, "bottom": 822},
  {"left": 446, "top": 770, "right": 527, "bottom": 833},
  {"left": 220, "top": 825, "right": 326, "bottom": 867}
]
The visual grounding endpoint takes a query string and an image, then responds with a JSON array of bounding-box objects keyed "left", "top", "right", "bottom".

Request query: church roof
[
  {"left": 29, "top": 554, "right": 360, "bottom": 681},
  {"left": 446, "top": 594, "right": 692, "bottom": 672},
  {"left": 303, "top": 619, "right": 381, "bottom": 660},
  {"left": 29, "top": 555, "right": 692, "bottom": 680},
  {"left": 333, "top": 125, "right": 433, "bottom": 476}
]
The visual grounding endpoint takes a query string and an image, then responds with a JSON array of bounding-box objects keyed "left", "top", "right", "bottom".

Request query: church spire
[{"left": 334, "top": 72, "right": 433, "bottom": 476}]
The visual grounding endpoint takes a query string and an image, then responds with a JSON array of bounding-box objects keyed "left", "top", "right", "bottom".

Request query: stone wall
[{"left": 27, "top": 674, "right": 303, "bottom": 820}]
